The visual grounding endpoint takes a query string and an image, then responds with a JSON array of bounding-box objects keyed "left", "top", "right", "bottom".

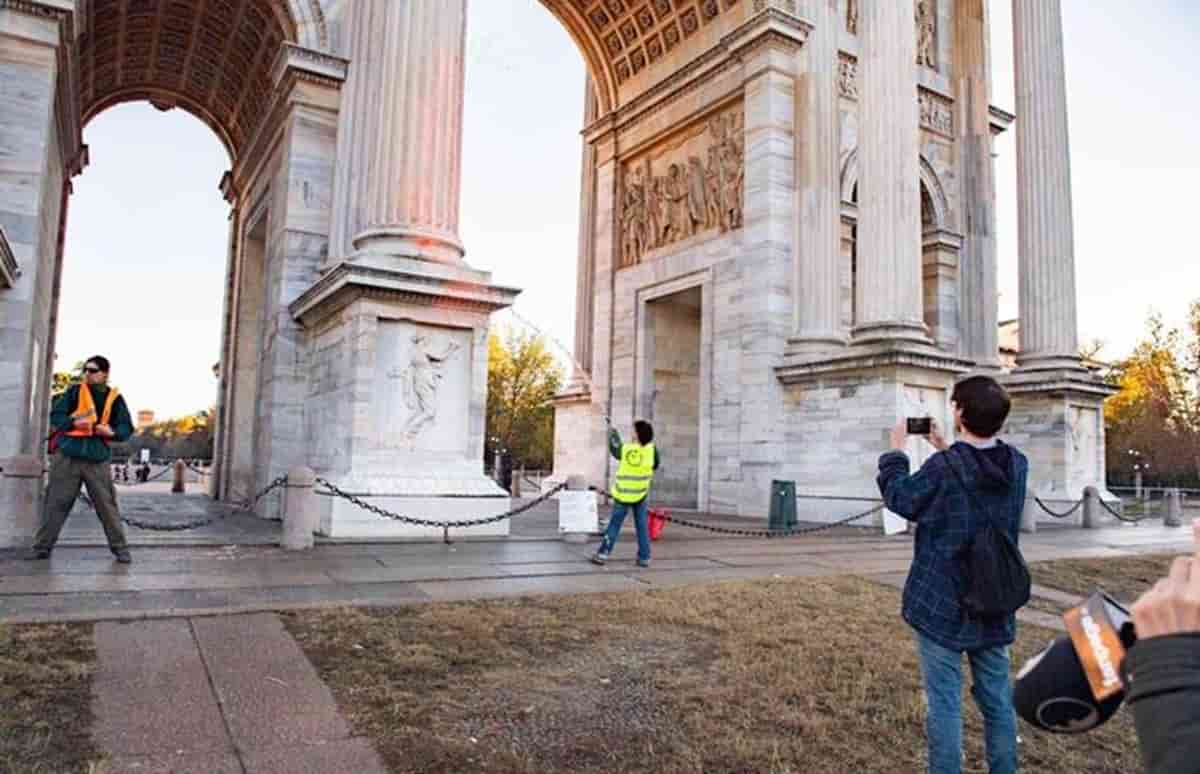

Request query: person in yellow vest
[
  {"left": 591, "top": 419, "right": 660, "bottom": 567},
  {"left": 26, "top": 356, "right": 134, "bottom": 563}
]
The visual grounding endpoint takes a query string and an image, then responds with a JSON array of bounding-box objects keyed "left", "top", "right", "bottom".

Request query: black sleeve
[{"left": 1123, "top": 633, "right": 1200, "bottom": 774}]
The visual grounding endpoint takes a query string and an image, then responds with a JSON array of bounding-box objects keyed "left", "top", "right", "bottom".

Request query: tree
[
  {"left": 1104, "top": 301, "right": 1200, "bottom": 488},
  {"left": 51, "top": 361, "right": 85, "bottom": 395},
  {"left": 485, "top": 328, "right": 564, "bottom": 470}
]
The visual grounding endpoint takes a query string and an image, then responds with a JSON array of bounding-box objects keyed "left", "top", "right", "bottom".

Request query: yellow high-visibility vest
[{"left": 611, "top": 442, "right": 655, "bottom": 503}]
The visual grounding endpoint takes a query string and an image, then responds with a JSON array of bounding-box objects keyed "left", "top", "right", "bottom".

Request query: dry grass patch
[
  {"left": 285, "top": 577, "right": 1142, "bottom": 774},
  {"left": 1030, "top": 553, "right": 1179, "bottom": 612},
  {"left": 0, "top": 622, "right": 102, "bottom": 774}
]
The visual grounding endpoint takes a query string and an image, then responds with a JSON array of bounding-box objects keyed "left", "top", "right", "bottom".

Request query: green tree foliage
[
  {"left": 1104, "top": 300, "right": 1200, "bottom": 488},
  {"left": 485, "top": 328, "right": 564, "bottom": 470}
]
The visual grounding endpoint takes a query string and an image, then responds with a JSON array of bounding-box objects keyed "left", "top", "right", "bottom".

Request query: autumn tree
[
  {"left": 485, "top": 328, "right": 564, "bottom": 470},
  {"left": 1104, "top": 301, "right": 1200, "bottom": 488},
  {"left": 51, "top": 361, "right": 85, "bottom": 395}
]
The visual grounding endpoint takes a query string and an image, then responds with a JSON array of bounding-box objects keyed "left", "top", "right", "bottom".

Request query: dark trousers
[{"left": 35, "top": 453, "right": 128, "bottom": 553}]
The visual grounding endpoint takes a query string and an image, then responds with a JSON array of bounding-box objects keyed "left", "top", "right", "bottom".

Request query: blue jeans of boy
[
  {"left": 599, "top": 498, "right": 651, "bottom": 562},
  {"left": 914, "top": 631, "right": 1018, "bottom": 774}
]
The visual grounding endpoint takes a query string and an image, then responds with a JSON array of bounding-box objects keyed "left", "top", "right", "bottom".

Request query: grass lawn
[
  {"left": 1030, "top": 553, "right": 1179, "bottom": 612},
  {"left": 0, "top": 623, "right": 101, "bottom": 774},
  {"left": 285, "top": 576, "right": 1144, "bottom": 774}
]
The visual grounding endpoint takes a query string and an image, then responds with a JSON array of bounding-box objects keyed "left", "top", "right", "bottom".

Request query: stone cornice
[
  {"left": 0, "top": 225, "right": 18, "bottom": 288},
  {"left": 922, "top": 227, "right": 964, "bottom": 251},
  {"left": 1001, "top": 368, "right": 1119, "bottom": 400},
  {"left": 232, "top": 43, "right": 346, "bottom": 193},
  {"left": 776, "top": 341, "right": 973, "bottom": 384},
  {"left": 583, "top": 5, "right": 811, "bottom": 146},
  {"left": 989, "top": 105, "right": 1015, "bottom": 135},
  {"left": 290, "top": 262, "right": 521, "bottom": 329}
]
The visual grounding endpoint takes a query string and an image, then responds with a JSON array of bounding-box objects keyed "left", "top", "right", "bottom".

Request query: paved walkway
[
  {"left": 1, "top": 507, "right": 1193, "bottom": 623},
  {"left": 92, "top": 613, "right": 387, "bottom": 774}
]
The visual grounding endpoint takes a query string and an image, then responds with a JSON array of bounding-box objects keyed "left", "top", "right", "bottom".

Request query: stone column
[
  {"left": 789, "top": 0, "right": 845, "bottom": 353},
  {"left": 573, "top": 77, "right": 600, "bottom": 377},
  {"left": 328, "top": 0, "right": 468, "bottom": 265},
  {"left": 1012, "top": 0, "right": 1079, "bottom": 370},
  {"left": 853, "top": 0, "right": 926, "bottom": 343},
  {"left": 954, "top": 0, "right": 1001, "bottom": 368}
]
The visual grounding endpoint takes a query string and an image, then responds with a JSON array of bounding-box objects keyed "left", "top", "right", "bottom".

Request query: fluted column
[
  {"left": 954, "top": 0, "right": 1001, "bottom": 368},
  {"left": 328, "top": 0, "right": 468, "bottom": 265},
  {"left": 573, "top": 77, "right": 599, "bottom": 375},
  {"left": 1013, "top": 0, "right": 1079, "bottom": 370},
  {"left": 790, "top": 0, "right": 846, "bottom": 352},
  {"left": 853, "top": 0, "right": 926, "bottom": 343}
]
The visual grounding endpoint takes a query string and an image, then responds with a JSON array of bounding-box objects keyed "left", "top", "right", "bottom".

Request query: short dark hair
[
  {"left": 634, "top": 420, "right": 654, "bottom": 445},
  {"left": 86, "top": 355, "right": 111, "bottom": 373},
  {"left": 951, "top": 375, "right": 1011, "bottom": 438}
]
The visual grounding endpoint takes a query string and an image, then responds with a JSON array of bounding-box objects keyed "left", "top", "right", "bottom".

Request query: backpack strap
[{"left": 943, "top": 446, "right": 1006, "bottom": 533}]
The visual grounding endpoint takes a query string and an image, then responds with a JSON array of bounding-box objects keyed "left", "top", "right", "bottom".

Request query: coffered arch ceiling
[
  {"left": 541, "top": 0, "right": 744, "bottom": 116},
  {"left": 77, "top": 0, "right": 327, "bottom": 162}
]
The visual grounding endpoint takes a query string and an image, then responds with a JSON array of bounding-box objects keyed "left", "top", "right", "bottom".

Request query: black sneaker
[
  {"left": 114, "top": 550, "right": 132, "bottom": 564},
  {"left": 23, "top": 548, "right": 51, "bottom": 561}
]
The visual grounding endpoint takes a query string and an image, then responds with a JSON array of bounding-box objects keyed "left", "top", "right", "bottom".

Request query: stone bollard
[
  {"left": 1081, "top": 486, "right": 1103, "bottom": 529},
  {"left": 1019, "top": 498, "right": 1038, "bottom": 534},
  {"left": 172, "top": 459, "right": 186, "bottom": 493},
  {"left": 558, "top": 475, "right": 598, "bottom": 543},
  {"left": 0, "top": 456, "right": 45, "bottom": 548},
  {"left": 281, "top": 466, "right": 317, "bottom": 550},
  {"left": 1164, "top": 488, "right": 1184, "bottom": 528}
]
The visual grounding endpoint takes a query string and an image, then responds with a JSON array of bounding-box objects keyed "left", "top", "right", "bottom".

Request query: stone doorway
[{"left": 643, "top": 286, "right": 704, "bottom": 510}]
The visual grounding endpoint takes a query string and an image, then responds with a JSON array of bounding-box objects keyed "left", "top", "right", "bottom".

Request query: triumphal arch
[{"left": 0, "top": 0, "right": 1112, "bottom": 544}]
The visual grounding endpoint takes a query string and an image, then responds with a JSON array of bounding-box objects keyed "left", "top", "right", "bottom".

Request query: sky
[{"left": 56, "top": 0, "right": 1199, "bottom": 420}]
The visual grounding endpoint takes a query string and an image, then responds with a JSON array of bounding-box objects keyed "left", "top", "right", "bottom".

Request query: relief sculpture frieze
[{"left": 620, "top": 104, "right": 745, "bottom": 268}]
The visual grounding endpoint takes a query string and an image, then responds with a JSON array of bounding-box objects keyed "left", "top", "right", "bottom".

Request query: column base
[
  {"left": 1015, "top": 353, "right": 1085, "bottom": 373},
  {"left": 851, "top": 320, "right": 933, "bottom": 347},
  {"left": 784, "top": 331, "right": 850, "bottom": 358},
  {"left": 351, "top": 227, "right": 465, "bottom": 265}
]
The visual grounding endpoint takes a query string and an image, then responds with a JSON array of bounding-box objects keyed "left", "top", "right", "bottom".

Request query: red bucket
[{"left": 648, "top": 508, "right": 669, "bottom": 541}]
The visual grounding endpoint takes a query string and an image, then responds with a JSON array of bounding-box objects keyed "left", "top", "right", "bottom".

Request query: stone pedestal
[
  {"left": 282, "top": 466, "right": 317, "bottom": 550},
  {"left": 290, "top": 260, "right": 519, "bottom": 539},
  {"left": 0, "top": 455, "right": 43, "bottom": 548},
  {"left": 1002, "top": 369, "right": 1116, "bottom": 527}
]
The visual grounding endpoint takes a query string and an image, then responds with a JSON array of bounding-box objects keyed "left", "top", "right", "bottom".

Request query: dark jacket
[
  {"left": 877, "top": 441, "right": 1029, "bottom": 651},
  {"left": 50, "top": 383, "right": 134, "bottom": 464},
  {"left": 1124, "top": 633, "right": 1200, "bottom": 774}
]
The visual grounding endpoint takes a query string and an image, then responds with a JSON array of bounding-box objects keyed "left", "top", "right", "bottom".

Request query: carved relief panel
[
  {"left": 372, "top": 321, "right": 472, "bottom": 453},
  {"left": 619, "top": 103, "right": 745, "bottom": 268}
]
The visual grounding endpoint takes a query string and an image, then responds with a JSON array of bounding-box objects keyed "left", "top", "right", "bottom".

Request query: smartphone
[{"left": 906, "top": 417, "right": 932, "bottom": 435}]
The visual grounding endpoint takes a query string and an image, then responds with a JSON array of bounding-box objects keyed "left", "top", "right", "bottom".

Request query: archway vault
[{"left": 77, "top": 0, "right": 328, "bottom": 163}]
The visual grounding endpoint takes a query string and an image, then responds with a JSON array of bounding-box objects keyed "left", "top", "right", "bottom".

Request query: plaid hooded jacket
[{"left": 877, "top": 441, "right": 1029, "bottom": 651}]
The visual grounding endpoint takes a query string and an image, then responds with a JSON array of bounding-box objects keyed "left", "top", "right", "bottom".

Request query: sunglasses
[{"left": 83, "top": 367, "right": 101, "bottom": 374}]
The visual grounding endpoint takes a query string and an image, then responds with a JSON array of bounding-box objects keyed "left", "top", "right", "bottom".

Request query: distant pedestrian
[
  {"left": 591, "top": 419, "right": 659, "bottom": 568},
  {"left": 876, "top": 376, "right": 1028, "bottom": 774},
  {"left": 27, "top": 356, "right": 134, "bottom": 563}
]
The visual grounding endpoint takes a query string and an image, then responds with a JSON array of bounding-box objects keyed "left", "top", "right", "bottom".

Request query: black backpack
[{"left": 946, "top": 452, "right": 1031, "bottom": 619}]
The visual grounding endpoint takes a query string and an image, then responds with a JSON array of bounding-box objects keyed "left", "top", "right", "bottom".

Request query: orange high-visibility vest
[{"left": 65, "top": 384, "right": 120, "bottom": 438}]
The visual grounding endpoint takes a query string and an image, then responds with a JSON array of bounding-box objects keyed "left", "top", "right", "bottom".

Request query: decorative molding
[
  {"left": 289, "top": 262, "right": 520, "bottom": 329},
  {"left": 989, "top": 104, "right": 1016, "bottom": 135},
  {"left": 1001, "top": 368, "right": 1119, "bottom": 400},
  {"left": 776, "top": 341, "right": 972, "bottom": 385},
  {"left": 271, "top": 42, "right": 348, "bottom": 88},
  {"left": 0, "top": 226, "right": 19, "bottom": 289},
  {"left": 918, "top": 89, "right": 953, "bottom": 136}
]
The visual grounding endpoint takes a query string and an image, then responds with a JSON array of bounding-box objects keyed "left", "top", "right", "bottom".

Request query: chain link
[
  {"left": 1098, "top": 496, "right": 1155, "bottom": 524},
  {"left": 229, "top": 474, "right": 291, "bottom": 517},
  {"left": 1032, "top": 496, "right": 1085, "bottom": 519},
  {"left": 660, "top": 503, "right": 886, "bottom": 538},
  {"left": 314, "top": 478, "right": 567, "bottom": 529}
]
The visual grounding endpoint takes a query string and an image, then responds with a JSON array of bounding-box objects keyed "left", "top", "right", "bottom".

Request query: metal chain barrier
[
  {"left": 1098, "top": 496, "right": 1155, "bottom": 524},
  {"left": 661, "top": 503, "right": 886, "bottom": 538},
  {"left": 315, "top": 478, "right": 567, "bottom": 542},
  {"left": 229, "top": 474, "right": 291, "bottom": 518},
  {"left": 183, "top": 461, "right": 211, "bottom": 477},
  {"left": 1031, "top": 496, "right": 1085, "bottom": 520}
]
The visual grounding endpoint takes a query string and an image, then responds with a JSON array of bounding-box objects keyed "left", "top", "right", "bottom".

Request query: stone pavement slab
[
  {"left": 92, "top": 614, "right": 388, "bottom": 774},
  {"left": 92, "top": 620, "right": 235, "bottom": 759}
]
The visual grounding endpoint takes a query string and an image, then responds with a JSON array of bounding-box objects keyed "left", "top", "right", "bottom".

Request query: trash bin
[{"left": 769, "top": 480, "right": 797, "bottom": 531}]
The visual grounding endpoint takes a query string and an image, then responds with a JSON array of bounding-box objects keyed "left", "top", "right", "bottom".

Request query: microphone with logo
[{"left": 1013, "top": 592, "right": 1138, "bottom": 733}]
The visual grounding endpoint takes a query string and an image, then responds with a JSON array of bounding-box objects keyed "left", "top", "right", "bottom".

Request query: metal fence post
[
  {"left": 0, "top": 455, "right": 44, "bottom": 548},
  {"left": 282, "top": 466, "right": 317, "bottom": 550}
]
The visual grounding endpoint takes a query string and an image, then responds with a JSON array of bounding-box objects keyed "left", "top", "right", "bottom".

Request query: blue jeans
[
  {"left": 914, "top": 631, "right": 1018, "bottom": 774},
  {"left": 599, "top": 498, "right": 651, "bottom": 562}
]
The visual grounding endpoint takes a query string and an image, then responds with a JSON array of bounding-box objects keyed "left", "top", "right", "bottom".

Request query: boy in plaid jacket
[{"left": 877, "top": 376, "right": 1029, "bottom": 774}]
